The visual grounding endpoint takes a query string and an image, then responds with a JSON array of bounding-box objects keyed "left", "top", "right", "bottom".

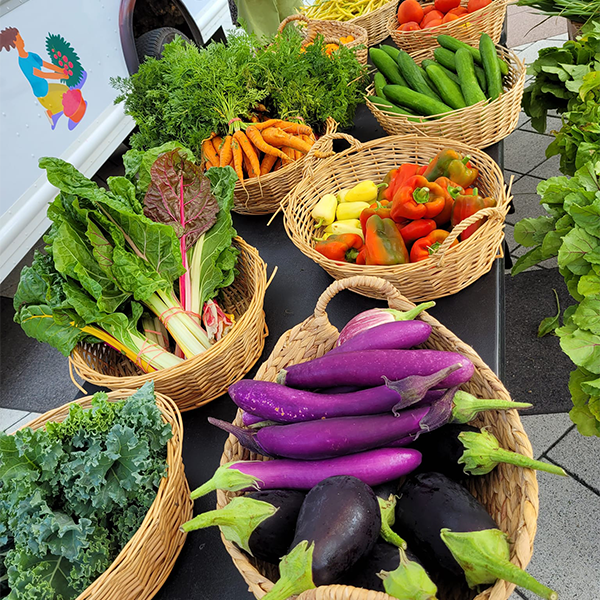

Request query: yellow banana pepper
[
  {"left": 324, "top": 219, "right": 364, "bottom": 239},
  {"left": 345, "top": 180, "right": 382, "bottom": 204},
  {"left": 336, "top": 201, "right": 371, "bottom": 221},
  {"left": 311, "top": 193, "right": 338, "bottom": 227},
  {"left": 337, "top": 188, "right": 352, "bottom": 202}
]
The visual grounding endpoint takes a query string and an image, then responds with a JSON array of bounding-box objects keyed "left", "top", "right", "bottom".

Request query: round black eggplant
[
  {"left": 394, "top": 471, "right": 497, "bottom": 578},
  {"left": 291, "top": 475, "right": 381, "bottom": 586},
  {"left": 245, "top": 490, "right": 306, "bottom": 564}
]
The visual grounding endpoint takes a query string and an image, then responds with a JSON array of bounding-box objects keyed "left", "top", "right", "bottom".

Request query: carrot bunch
[
  {"left": 396, "top": 0, "right": 493, "bottom": 31},
  {"left": 202, "top": 119, "right": 317, "bottom": 181}
]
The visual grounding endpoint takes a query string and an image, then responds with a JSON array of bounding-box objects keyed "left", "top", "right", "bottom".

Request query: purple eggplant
[
  {"left": 411, "top": 424, "right": 567, "bottom": 479},
  {"left": 343, "top": 541, "right": 438, "bottom": 599},
  {"left": 329, "top": 320, "right": 432, "bottom": 355},
  {"left": 180, "top": 489, "right": 305, "bottom": 564},
  {"left": 190, "top": 447, "right": 422, "bottom": 499},
  {"left": 241, "top": 411, "right": 269, "bottom": 427},
  {"left": 394, "top": 472, "right": 558, "bottom": 600},
  {"left": 260, "top": 476, "right": 381, "bottom": 600},
  {"left": 229, "top": 365, "right": 460, "bottom": 424},
  {"left": 336, "top": 302, "right": 435, "bottom": 346},
  {"left": 210, "top": 406, "right": 434, "bottom": 460},
  {"left": 277, "top": 349, "right": 474, "bottom": 389}
]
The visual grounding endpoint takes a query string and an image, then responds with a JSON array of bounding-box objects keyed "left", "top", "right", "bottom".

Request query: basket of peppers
[{"left": 283, "top": 133, "right": 510, "bottom": 301}]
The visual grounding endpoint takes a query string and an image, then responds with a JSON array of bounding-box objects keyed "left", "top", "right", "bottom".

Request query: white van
[{"left": 0, "top": 0, "right": 233, "bottom": 282}]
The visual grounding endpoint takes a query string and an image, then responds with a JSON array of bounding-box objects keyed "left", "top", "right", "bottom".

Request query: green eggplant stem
[
  {"left": 380, "top": 548, "right": 439, "bottom": 600},
  {"left": 189, "top": 464, "right": 260, "bottom": 500},
  {"left": 451, "top": 391, "right": 532, "bottom": 424},
  {"left": 386, "top": 301, "right": 435, "bottom": 321},
  {"left": 488, "top": 448, "right": 567, "bottom": 477},
  {"left": 262, "top": 541, "right": 316, "bottom": 600},
  {"left": 378, "top": 496, "right": 407, "bottom": 550}
]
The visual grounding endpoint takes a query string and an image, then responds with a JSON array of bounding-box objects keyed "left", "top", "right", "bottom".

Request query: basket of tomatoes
[
  {"left": 283, "top": 133, "right": 510, "bottom": 301},
  {"left": 389, "top": 0, "right": 511, "bottom": 54}
]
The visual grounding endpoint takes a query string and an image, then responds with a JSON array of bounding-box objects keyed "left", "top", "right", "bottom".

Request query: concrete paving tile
[
  {"left": 519, "top": 413, "right": 574, "bottom": 459},
  {"left": 0, "top": 408, "right": 32, "bottom": 432},
  {"left": 517, "top": 111, "right": 531, "bottom": 130},
  {"left": 519, "top": 116, "right": 563, "bottom": 136},
  {"left": 513, "top": 469, "right": 600, "bottom": 600},
  {"left": 507, "top": 9, "right": 567, "bottom": 48},
  {"left": 516, "top": 38, "right": 569, "bottom": 66},
  {"left": 529, "top": 154, "right": 562, "bottom": 180},
  {"left": 504, "top": 130, "right": 551, "bottom": 175},
  {"left": 506, "top": 175, "right": 546, "bottom": 225},
  {"left": 5, "top": 412, "right": 42, "bottom": 434},
  {"left": 546, "top": 428, "right": 600, "bottom": 490}
]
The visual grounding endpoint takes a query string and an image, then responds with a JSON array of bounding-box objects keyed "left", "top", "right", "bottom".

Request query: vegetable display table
[{"left": 150, "top": 102, "right": 506, "bottom": 600}]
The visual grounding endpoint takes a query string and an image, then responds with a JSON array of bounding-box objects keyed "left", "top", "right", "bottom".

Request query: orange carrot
[
  {"left": 245, "top": 126, "right": 289, "bottom": 161},
  {"left": 231, "top": 139, "right": 244, "bottom": 182},
  {"left": 281, "top": 146, "right": 296, "bottom": 162},
  {"left": 261, "top": 127, "right": 313, "bottom": 154},
  {"left": 212, "top": 136, "right": 223, "bottom": 156},
  {"left": 300, "top": 134, "right": 315, "bottom": 149},
  {"left": 250, "top": 119, "right": 286, "bottom": 131},
  {"left": 219, "top": 135, "right": 233, "bottom": 167},
  {"left": 279, "top": 122, "right": 313, "bottom": 136},
  {"left": 260, "top": 152, "right": 278, "bottom": 175},
  {"left": 273, "top": 158, "right": 282, "bottom": 171},
  {"left": 202, "top": 136, "right": 219, "bottom": 167},
  {"left": 234, "top": 130, "right": 261, "bottom": 177}
]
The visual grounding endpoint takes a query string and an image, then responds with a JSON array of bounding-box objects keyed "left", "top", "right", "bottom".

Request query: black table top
[{"left": 152, "top": 102, "right": 506, "bottom": 599}]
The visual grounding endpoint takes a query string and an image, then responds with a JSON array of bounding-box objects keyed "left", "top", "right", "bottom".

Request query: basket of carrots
[
  {"left": 366, "top": 36, "right": 525, "bottom": 148},
  {"left": 282, "top": 133, "right": 510, "bottom": 302},
  {"left": 389, "top": 0, "right": 511, "bottom": 53},
  {"left": 278, "top": 14, "right": 369, "bottom": 64},
  {"left": 182, "top": 275, "right": 552, "bottom": 600},
  {"left": 203, "top": 117, "right": 338, "bottom": 215}
]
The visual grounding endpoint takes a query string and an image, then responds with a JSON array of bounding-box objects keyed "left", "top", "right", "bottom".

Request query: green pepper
[
  {"left": 450, "top": 188, "right": 496, "bottom": 241},
  {"left": 364, "top": 215, "right": 409, "bottom": 266}
]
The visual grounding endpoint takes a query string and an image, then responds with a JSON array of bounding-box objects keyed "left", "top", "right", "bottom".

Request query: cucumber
[
  {"left": 433, "top": 47, "right": 488, "bottom": 94},
  {"left": 479, "top": 33, "right": 503, "bottom": 100},
  {"left": 383, "top": 84, "right": 453, "bottom": 117},
  {"left": 437, "top": 34, "right": 509, "bottom": 76},
  {"left": 421, "top": 59, "right": 460, "bottom": 85},
  {"left": 374, "top": 72, "right": 387, "bottom": 98},
  {"left": 395, "top": 50, "right": 442, "bottom": 101},
  {"left": 368, "top": 95, "right": 416, "bottom": 116},
  {"left": 370, "top": 48, "right": 408, "bottom": 87},
  {"left": 418, "top": 65, "right": 441, "bottom": 97},
  {"left": 379, "top": 44, "right": 400, "bottom": 62},
  {"left": 425, "top": 63, "right": 466, "bottom": 109},
  {"left": 455, "top": 48, "right": 487, "bottom": 106}
]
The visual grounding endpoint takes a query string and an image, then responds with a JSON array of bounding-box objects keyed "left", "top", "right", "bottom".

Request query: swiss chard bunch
[
  {"left": 0, "top": 382, "right": 172, "bottom": 600},
  {"left": 511, "top": 162, "right": 600, "bottom": 436}
]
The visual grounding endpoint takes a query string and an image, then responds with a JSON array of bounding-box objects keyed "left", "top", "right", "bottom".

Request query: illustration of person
[{"left": 0, "top": 26, "right": 87, "bottom": 130}]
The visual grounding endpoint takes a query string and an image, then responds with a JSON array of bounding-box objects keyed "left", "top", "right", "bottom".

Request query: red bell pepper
[
  {"left": 384, "top": 163, "right": 422, "bottom": 202},
  {"left": 399, "top": 219, "right": 437, "bottom": 244},
  {"left": 364, "top": 215, "right": 409, "bottom": 265},
  {"left": 410, "top": 229, "right": 459, "bottom": 262},
  {"left": 378, "top": 169, "right": 397, "bottom": 201},
  {"left": 315, "top": 233, "right": 364, "bottom": 263},
  {"left": 433, "top": 176, "right": 462, "bottom": 227},
  {"left": 391, "top": 175, "right": 446, "bottom": 221},
  {"left": 450, "top": 188, "right": 497, "bottom": 241},
  {"left": 360, "top": 200, "right": 394, "bottom": 234}
]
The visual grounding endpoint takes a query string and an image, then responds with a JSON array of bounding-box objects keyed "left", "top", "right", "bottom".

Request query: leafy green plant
[
  {"left": 516, "top": 0, "right": 600, "bottom": 20},
  {"left": 0, "top": 382, "right": 172, "bottom": 599}
]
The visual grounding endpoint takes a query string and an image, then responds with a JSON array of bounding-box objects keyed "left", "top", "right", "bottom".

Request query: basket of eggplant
[{"left": 184, "top": 276, "right": 561, "bottom": 600}]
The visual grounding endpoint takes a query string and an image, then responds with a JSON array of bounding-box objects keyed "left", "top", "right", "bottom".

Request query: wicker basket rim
[
  {"left": 278, "top": 13, "right": 369, "bottom": 45},
  {"left": 349, "top": 0, "right": 399, "bottom": 23}
]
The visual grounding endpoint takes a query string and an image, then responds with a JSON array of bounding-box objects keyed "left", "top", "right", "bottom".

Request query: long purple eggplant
[
  {"left": 328, "top": 320, "right": 432, "bottom": 355},
  {"left": 277, "top": 349, "right": 474, "bottom": 389},
  {"left": 189, "top": 447, "right": 423, "bottom": 499},
  {"left": 336, "top": 302, "right": 435, "bottom": 346},
  {"left": 230, "top": 364, "right": 461, "bottom": 424}
]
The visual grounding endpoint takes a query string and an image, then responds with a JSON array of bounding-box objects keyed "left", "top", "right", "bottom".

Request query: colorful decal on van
[{"left": 0, "top": 28, "right": 88, "bottom": 130}]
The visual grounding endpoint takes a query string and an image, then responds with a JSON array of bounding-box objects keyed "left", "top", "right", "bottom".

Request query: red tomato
[
  {"left": 421, "top": 9, "right": 444, "bottom": 25},
  {"left": 442, "top": 12, "right": 460, "bottom": 22},
  {"left": 434, "top": 0, "right": 461, "bottom": 12},
  {"left": 448, "top": 6, "right": 469, "bottom": 15},
  {"left": 423, "top": 17, "right": 443, "bottom": 27},
  {"left": 397, "top": 0, "right": 424, "bottom": 24},
  {"left": 467, "top": 0, "right": 493, "bottom": 12},
  {"left": 399, "top": 21, "right": 422, "bottom": 31}
]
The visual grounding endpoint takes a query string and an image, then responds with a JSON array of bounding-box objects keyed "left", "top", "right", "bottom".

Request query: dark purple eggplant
[
  {"left": 411, "top": 424, "right": 567, "bottom": 480},
  {"left": 277, "top": 349, "right": 474, "bottom": 389},
  {"left": 394, "top": 472, "right": 557, "bottom": 599},
  {"left": 260, "top": 476, "right": 381, "bottom": 600},
  {"left": 343, "top": 541, "right": 438, "bottom": 599},
  {"left": 180, "top": 489, "right": 305, "bottom": 564},
  {"left": 229, "top": 365, "right": 460, "bottom": 424}
]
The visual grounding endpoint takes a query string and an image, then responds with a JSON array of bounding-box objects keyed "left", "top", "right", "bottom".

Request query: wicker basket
[
  {"left": 17, "top": 388, "right": 192, "bottom": 600},
  {"left": 216, "top": 275, "right": 539, "bottom": 600},
  {"left": 69, "top": 237, "right": 269, "bottom": 411},
  {"left": 278, "top": 14, "right": 369, "bottom": 64},
  {"left": 366, "top": 44, "right": 525, "bottom": 148},
  {"left": 282, "top": 133, "right": 510, "bottom": 302},
  {"left": 347, "top": 0, "right": 400, "bottom": 46},
  {"left": 389, "top": 0, "right": 510, "bottom": 53},
  {"left": 233, "top": 118, "right": 337, "bottom": 215}
]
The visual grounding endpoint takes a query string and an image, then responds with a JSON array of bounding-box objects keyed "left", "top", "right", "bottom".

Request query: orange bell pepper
[
  {"left": 364, "top": 215, "right": 409, "bottom": 265},
  {"left": 315, "top": 233, "right": 364, "bottom": 263},
  {"left": 398, "top": 219, "right": 437, "bottom": 244},
  {"left": 391, "top": 175, "right": 446, "bottom": 221},
  {"left": 410, "top": 229, "right": 459, "bottom": 262}
]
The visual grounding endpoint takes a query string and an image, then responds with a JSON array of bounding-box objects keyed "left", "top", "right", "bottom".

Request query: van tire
[{"left": 135, "top": 27, "right": 191, "bottom": 61}]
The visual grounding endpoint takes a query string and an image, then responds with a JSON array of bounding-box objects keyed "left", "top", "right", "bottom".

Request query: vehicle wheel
[{"left": 135, "top": 27, "right": 191, "bottom": 61}]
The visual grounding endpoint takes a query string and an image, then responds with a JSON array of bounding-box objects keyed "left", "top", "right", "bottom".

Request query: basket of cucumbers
[{"left": 365, "top": 34, "right": 525, "bottom": 148}]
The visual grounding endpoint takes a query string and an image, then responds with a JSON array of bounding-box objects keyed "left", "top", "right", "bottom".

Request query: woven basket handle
[
  {"left": 313, "top": 275, "right": 405, "bottom": 321},
  {"left": 302, "top": 132, "right": 363, "bottom": 178},
  {"left": 278, "top": 13, "right": 310, "bottom": 33}
]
